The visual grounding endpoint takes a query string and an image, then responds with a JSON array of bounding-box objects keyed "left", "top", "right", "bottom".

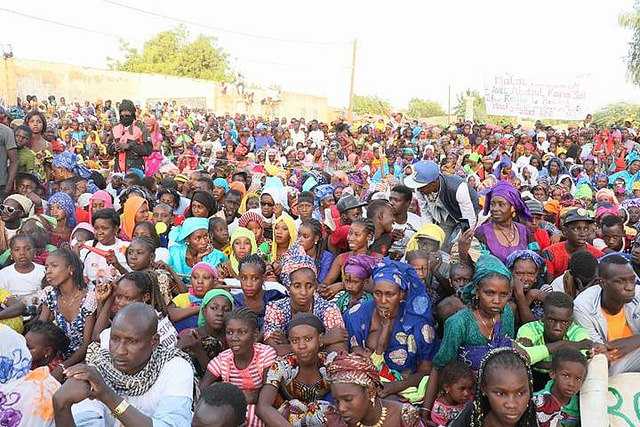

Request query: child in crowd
[
  {"left": 449, "top": 262, "right": 474, "bottom": 296},
  {"left": 178, "top": 288, "right": 234, "bottom": 376},
  {"left": 431, "top": 360, "right": 474, "bottom": 426},
  {"left": 333, "top": 253, "right": 375, "bottom": 312},
  {"left": 202, "top": 308, "right": 277, "bottom": 427},
  {"left": 0, "top": 235, "right": 46, "bottom": 301},
  {"left": 209, "top": 217, "right": 231, "bottom": 257},
  {"left": 168, "top": 262, "right": 218, "bottom": 332},
  {"left": 152, "top": 202, "right": 174, "bottom": 248},
  {"left": 24, "top": 320, "right": 69, "bottom": 380},
  {"left": 533, "top": 348, "right": 587, "bottom": 427}
]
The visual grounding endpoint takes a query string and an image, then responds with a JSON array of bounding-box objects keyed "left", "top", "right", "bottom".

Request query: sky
[{"left": 1, "top": 0, "right": 640, "bottom": 112}]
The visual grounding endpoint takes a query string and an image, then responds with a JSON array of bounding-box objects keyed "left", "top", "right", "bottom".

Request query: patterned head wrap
[
  {"left": 52, "top": 152, "right": 92, "bottom": 180},
  {"left": 213, "top": 178, "right": 230, "bottom": 193},
  {"left": 47, "top": 192, "right": 77, "bottom": 228},
  {"left": 314, "top": 184, "right": 334, "bottom": 203},
  {"left": 505, "top": 250, "right": 545, "bottom": 271},
  {"left": 459, "top": 253, "right": 511, "bottom": 304},
  {"left": 622, "top": 198, "right": 640, "bottom": 210},
  {"left": 279, "top": 242, "right": 317, "bottom": 288},
  {"left": 327, "top": 352, "right": 381, "bottom": 394}
]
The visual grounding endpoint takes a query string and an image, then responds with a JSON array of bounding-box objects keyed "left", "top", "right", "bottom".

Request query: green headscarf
[
  {"left": 229, "top": 227, "right": 257, "bottom": 275},
  {"left": 459, "top": 253, "right": 511, "bottom": 304},
  {"left": 198, "top": 289, "right": 234, "bottom": 327}
]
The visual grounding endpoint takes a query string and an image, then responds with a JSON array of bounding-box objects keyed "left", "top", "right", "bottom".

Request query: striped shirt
[{"left": 207, "top": 343, "right": 277, "bottom": 427}]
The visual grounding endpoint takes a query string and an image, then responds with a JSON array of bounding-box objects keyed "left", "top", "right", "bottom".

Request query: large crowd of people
[{"left": 0, "top": 94, "right": 638, "bottom": 426}]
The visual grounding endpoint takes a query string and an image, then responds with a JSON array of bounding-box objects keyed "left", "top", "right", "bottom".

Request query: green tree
[
  {"left": 352, "top": 95, "right": 392, "bottom": 116},
  {"left": 406, "top": 98, "right": 445, "bottom": 118},
  {"left": 108, "top": 26, "right": 234, "bottom": 82},
  {"left": 620, "top": 2, "right": 640, "bottom": 85},
  {"left": 592, "top": 102, "right": 640, "bottom": 126}
]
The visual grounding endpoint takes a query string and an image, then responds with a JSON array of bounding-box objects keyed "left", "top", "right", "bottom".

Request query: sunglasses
[
  {"left": 261, "top": 201, "right": 275, "bottom": 207},
  {"left": 0, "top": 204, "right": 17, "bottom": 215}
]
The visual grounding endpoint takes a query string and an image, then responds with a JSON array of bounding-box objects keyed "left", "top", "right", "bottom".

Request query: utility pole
[
  {"left": 346, "top": 38, "right": 357, "bottom": 122},
  {"left": 448, "top": 84, "right": 451, "bottom": 124}
]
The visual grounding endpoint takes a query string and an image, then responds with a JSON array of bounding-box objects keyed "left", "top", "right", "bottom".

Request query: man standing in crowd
[
  {"left": 404, "top": 160, "right": 478, "bottom": 249},
  {"left": 107, "top": 99, "right": 152, "bottom": 173},
  {"left": 0, "top": 108, "right": 17, "bottom": 198}
]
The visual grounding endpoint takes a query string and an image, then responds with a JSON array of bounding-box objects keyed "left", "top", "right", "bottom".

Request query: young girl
[
  {"left": 202, "top": 308, "right": 277, "bottom": 427},
  {"left": 271, "top": 214, "right": 297, "bottom": 263},
  {"left": 0, "top": 235, "right": 46, "bottom": 301},
  {"left": 80, "top": 208, "right": 128, "bottom": 285},
  {"left": 216, "top": 227, "right": 257, "bottom": 280},
  {"left": 70, "top": 223, "right": 95, "bottom": 248},
  {"left": 133, "top": 220, "right": 169, "bottom": 263},
  {"left": 39, "top": 248, "right": 96, "bottom": 374},
  {"left": 209, "top": 217, "right": 231, "bottom": 256},
  {"left": 168, "top": 262, "right": 218, "bottom": 332},
  {"left": 431, "top": 360, "right": 475, "bottom": 426},
  {"left": 299, "top": 219, "right": 334, "bottom": 284},
  {"left": 93, "top": 271, "right": 177, "bottom": 348},
  {"left": 234, "top": 254, "right": 286, "bottom": 330},
  {"left": 333, "top": 253, "right": 375, "bottom": 313},
  {"left": 47, "top": 192, "right": 76, "bottom": 246},
  {"left": 238, "top": 211, "right": 270, "bottom": 260},
  {"left": 24, "top": 320, "right": 69, "bottom": 380},
  {"left": 449, "top": 348, "right": 538, "bottom": 427},
  {"left": 178, "top": 288, "right": 234, "bottom": 376},
  {"left": 125, "top": 236, "right": 184, "bottom": 305}
]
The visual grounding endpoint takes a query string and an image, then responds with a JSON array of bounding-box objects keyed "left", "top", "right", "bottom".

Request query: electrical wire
[{"left": 102, "top": 0, "right": 348, "bottom": 46}]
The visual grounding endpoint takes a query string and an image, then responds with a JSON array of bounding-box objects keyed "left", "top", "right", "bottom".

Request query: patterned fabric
[
  {"left": 327, "top": 352, "right": 381, "bottom": 393},
  {"left": 265, "top": 352, "right": 335, "bottom": 426},
  {"left": 533, "top": 379, "right": 580, "bottom": 427},
  {"left": 334, "top": 290, "right": 373, "bottom": 313},
  {"left": 43, "top": 286, "right": 96, "bottom": 357},
  {"left": 207, "top": 343, "right": 277, "bottom": 427},
  {"left": 431, "top": 398, "right": 465, "bottom": 426},
  {"left": 0, "top": 325, "right": 59, "bottom": 427},
  {"left": 86, "top": 341, "right": 196, "bottom": 398},
  {"left": 238, "top": 211, "right": 265, "bottom": 243},
  {"left": 263, "top": 297, "right": 345, "bottom": 341},
  {"left": 47, "top": 192, "right": 77, "bottom": 228},
  {"left": 279, "top": 242, "right": 317, "bottom": 287}
]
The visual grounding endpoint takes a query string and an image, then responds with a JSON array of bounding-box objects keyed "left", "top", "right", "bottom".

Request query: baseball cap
[
  {"left": 562, "top": 208, "right": 594, "bottom": 226},
  {"left": 524, "top": 199, "right": 544, "bottom": 216},
  {"left": 336, "top": 194, "right": 367, "bottom": 214},
  {"left": 404, "top": 160, "right": 440, "bottom": 189}
]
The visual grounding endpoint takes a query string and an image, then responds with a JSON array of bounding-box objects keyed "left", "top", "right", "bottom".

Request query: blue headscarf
[
  {"left": 372, "top": 258, "right": 432, "bottom": 320},
  {"left": 505, "top": 249, "right": 545, "bottom": 270},
  {"left": 176, "top": 217, "right": 209, "bottom": 243},
  {"left": 47, "top": 192, "right": 77, "bottom": 228},
  {"left": 52, "top": 152, "right": 98, "bottom": 193},
  {"left": 213, "top": 178, "right": 230, "bottom": 193}
]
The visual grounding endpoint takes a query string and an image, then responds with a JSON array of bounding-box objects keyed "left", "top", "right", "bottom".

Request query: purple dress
[{"left": 476, "top": 221, "right": 528, "bottom": 264}]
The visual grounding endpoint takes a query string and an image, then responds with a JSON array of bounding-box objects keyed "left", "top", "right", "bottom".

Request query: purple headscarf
[
  {"left": 483, "top": 181, "right": 532, "bottom": 221},
  {"left": 343, "top": 254, "right": 378, "bottom": 280}
]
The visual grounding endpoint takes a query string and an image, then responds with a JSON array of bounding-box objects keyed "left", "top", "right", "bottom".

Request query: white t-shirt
[
  {"left": 80, "top": 239, "right": 129, "bottom": 284},
  {"left": 100, "top": 315, "right": 178, "bottom": 349},
  {"left": 390, "top": 211, "right": 427, "bottom": 255},
  {"left": 0, "top": 263, "right": 45, "bottom": 298},
  {"left": 71, "top": 356, "right": 193, "bottom": 426}
]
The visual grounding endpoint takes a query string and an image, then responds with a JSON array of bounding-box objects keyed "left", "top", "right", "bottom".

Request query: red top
[{"left": 542, "top": 242, "right": 603, "bottom": 279}]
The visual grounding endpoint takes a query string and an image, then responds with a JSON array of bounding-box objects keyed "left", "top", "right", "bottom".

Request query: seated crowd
[{"left": 1, "top": 97, "right": 639, "bottom": 427}]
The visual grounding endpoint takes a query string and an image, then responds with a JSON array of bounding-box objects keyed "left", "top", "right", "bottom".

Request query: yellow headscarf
[
  {"left": 229, "top": 227, "right": 257, "bottom": 275},
  {"left": 238, "top": 191, "right": 259, "bottom": 215},
  {"left": 271, "top": 214, "right": 298, "bottom": 261},
  {"left": 405, "top": 223, "right": 446, "bottom": 254}
]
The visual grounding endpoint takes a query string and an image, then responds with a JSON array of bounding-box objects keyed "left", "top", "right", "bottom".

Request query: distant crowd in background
[{"left": 0, "top": 93, "right": 639, "bottom": 426}]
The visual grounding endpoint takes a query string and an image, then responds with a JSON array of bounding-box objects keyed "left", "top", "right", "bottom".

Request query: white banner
[{"left": 483, "top": 72, "right": 589, "bottom": 120}]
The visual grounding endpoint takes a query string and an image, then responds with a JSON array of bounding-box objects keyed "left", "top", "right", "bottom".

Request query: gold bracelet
[{"left": 112, "top": 399, "right": 130, "bottom": 418}]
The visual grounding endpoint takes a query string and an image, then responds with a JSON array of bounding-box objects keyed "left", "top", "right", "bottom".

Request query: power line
[{"left": 102, "top": 0, "right": 347, "bottom": 47}]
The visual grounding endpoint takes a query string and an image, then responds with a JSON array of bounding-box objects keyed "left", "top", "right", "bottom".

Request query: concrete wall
[{"left": 0, "top": 58, "right": 330, "bottom": 121}]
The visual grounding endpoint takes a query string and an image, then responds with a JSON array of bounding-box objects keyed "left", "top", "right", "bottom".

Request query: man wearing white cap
[{"left": 404, "top": 160, "right": 479, "bottom": 250}]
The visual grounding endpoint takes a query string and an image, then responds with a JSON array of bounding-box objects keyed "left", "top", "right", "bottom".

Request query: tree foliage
[
  {"left": 406, "top": 98, "right": 445, "bottom": 118},
  {"left": 620, "top": 3, "right": 640, "bottom": 86},
  {"left": 108, "top": 26, "right": 234, "bottom": 82},
  {"left": 592, "top": 102, "right": 640, "bottom": 127},
  {"left": 352, "top": 95, "right": 392, "bottom": 116}
]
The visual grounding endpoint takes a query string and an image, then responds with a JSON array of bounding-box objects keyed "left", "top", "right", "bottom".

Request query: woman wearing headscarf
[
  {"left": 423, "top": 253, "right": 515, "bottom": 414},
  {"left": 506, "top": 249, "right": 550, "bottom": 323},
  {"left": 238, "top": 210, "right": 271, "bottom": 259},
  {"left": 51, "top": 151, "right": 98, "bottom": 193},
  {"left": 88, "top": 190, "right": 113, "bottom": 222},
  {"left": 238, "top": 191, "right": 259, "bottom": 215},
  {"left": 343, "top": 259, "right": 436, "bottom": 402},
  {"left": 107, "top": 99, "right": 152, "bottom": 173},
  {"left": 472, "top": 181, "right": 534, "bottom": 264},
  {"left": 538, "top": 157, "right": 566, "bottom": 185},
  {"left": 0, "top": 325, "right": 60, "bottom": 427},
  {"left": 212, "top": 178, "right": 229, "bottom": 204},
  {"left": 185, "top": 190, "right": 217, "bottom": 219},
  {"left": 167, "top": 217, "right": 227, "bottom": 283},
  {"left": 271, "top": 213, "right": 297, "bottom": 263},
  {"left": 47, "top": 192, "right": 76, "bottom": 246},
  {"left": 324, "top": 352, "right": 423, "bottom": 426},
  {"left": 215, "top": 227, "right": 257, "bottom": 280},
  {"left": 120, "top": 195, "right": 150, "bottom": 241}
]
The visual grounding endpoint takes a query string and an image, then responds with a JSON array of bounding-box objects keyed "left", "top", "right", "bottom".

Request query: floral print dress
[{"left": 42, "top": 286, "right": 97, "bottom": 357}]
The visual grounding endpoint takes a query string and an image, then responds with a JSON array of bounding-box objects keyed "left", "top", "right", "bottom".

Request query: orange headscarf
[{"left": 121, "top": 196, "right": 147, "bottom": 241}]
